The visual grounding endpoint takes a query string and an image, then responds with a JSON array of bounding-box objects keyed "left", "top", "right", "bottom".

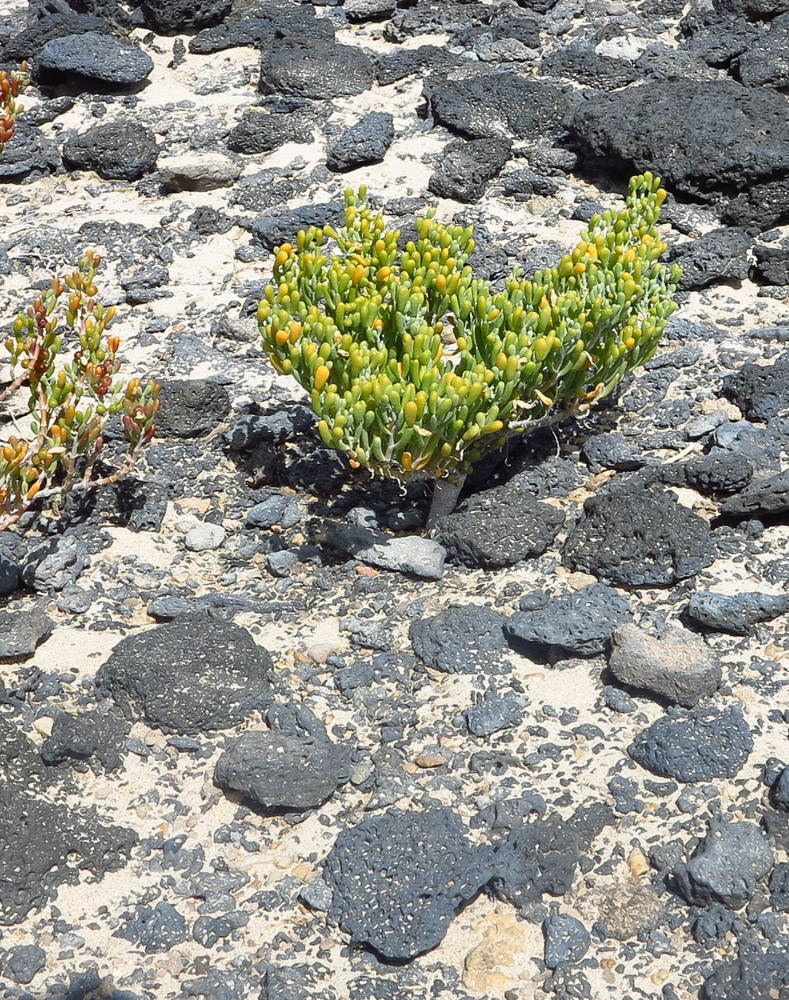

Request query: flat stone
[
  {"left": 190, "top": 9, "right": 333, "bottom": 54},
  {"left": 505, "top": 583, "right": 631, "bottom": 658},
  {"left": 1, "top": 944, "right": 46, "bottom": 985},
  {"left": 114, "top": 901, "right": 188, "bottom": 953},
  {"left": 258, "top": 40, "right": 374, "bottom": 99},
  {"left": 330, "top": 522, "right": 445, "bottom": 579},
  {"left": 157, "top": 152, "right": 242, "bottom": 192},
  {"left": 0, "top": 603, "right": 54, "bottom": 659},
  {"left": 155, "top": 379, "right": 231, "bottom": 438},
  {"left": 95, "top": 613, "right": 273, "bottom": 734},
  {"left": 214, "top": 729, "right": 351, "bottom": 812},
  {"left": 63, "top": 120, "right": 158, "bottom": 181},
  {"left": 628, "top": 705, "right": 753, "bottom": 782},
  {"left": 674, "top": 819, "right": 774, "bottom": 910},
  {"left": 608, "top": 623, "right": 721, "bottom": 707},
  {"left": 562, "top": 478, "right": 715, "bottom": 588},
  {"left": 37, "top": 32, "right": 153, "bottom": 87},
  {"left": 435, "top": 485, "right": 565, "bottom": 569},
  {"left": 0, "top": 786, "right": 137, "bottom": 925},
  {"left": 687, "top": 590, "right": 789, "bottom": 634},
  {"left": 465, "top": 687, "right": 526, "bottom": 737},
  {"left": 410, "top": 605, "right": 509, "bottom": 674},
  {"left": 4, "top": 13, "right": 114, "bottom": 63},
  {"left": 324, "top": 807, "right": 494, "bottom": 959}
]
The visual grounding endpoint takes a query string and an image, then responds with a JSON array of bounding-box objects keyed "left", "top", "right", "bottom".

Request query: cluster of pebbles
[{"left": 2, "top": 0, "right": 789, "bottom": 997}]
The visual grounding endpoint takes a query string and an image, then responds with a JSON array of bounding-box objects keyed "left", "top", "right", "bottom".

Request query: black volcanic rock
[
  {"left": 36, "top": 31, "right": 153, "bottom": 87},
  {"left": 258, "top": 40, "right": 374, "bottom": 99},
  {"left": 62, "top": 119, "right": 158, "bottom": 180}
]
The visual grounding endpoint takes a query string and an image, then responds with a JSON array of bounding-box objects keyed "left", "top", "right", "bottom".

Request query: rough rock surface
[
  {"left": 37, "top": 32, "right": 154, "bottom": 87},
  {"left": 324, "top": 808, "right": 493, "bottom": 959},
  {"left": 628, "top": 705, "right": 753, "bottom": 781},
  {"left": 607, "top": 622, "right": 722, "bottom": 707},
  {"left": 562, "top": 479, "right": 716, "bottom": 587},
  {"left": 62, "top": 120, "right": 159, "bottom": 181},
  {"left": 674, "top": 819, "right": 774, "bottom": 910},
  {"left": 410, "top": 605, "right": 510, "bottom": 674},
  {"left": 95, "top": 613, "right": 273, "bottom": 734},
  {"left": 435, "top": 485, "right": 565, "bottom": 569},
  {"left": 722, "top": 351, "right": 789, "bottom": 421},
  {"left": 214, "top": 728, "right": 351, "bottom": 812},
  {"left": 505, "top": 583, "right": 631, "bottom": 658},
  {"left": 258, "top": 41, "right": 375, "bottom": 99},
  {"left": 688, "top": 589, "right": 789, "bottom": 633}
]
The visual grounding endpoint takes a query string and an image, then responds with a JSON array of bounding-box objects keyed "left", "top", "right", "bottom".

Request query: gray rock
[
  {"left": 0, "top": 786, "right": 137, "bottom": 925},
  {"left": 562, "top": 479, "right": 715, "bottom": 588},
  {"left": 628, "top": 705, "right": 753, "bottom": 782},
  {"left": 37, "top": 32, "right": 153, "bottom": 86},
  {"left": 669, "top": 228, "right": 753, "bottom": 291},
  {"left": 0, "top": 550, "right": 20, "bottom": 596},
  {"left": 410, "top": 605, "right": 509, "bottom": 674},
  {"left": 4, "top": 13, "right": 114, "bottom": 63},
  {"left": 581, "top": 431, "right": 647, "bottom": 473},
  {"left": 214, "top": 729, "right": 351, "bottom": 812},
  {"left": 435, "top": 485, "right": 565, "bottom": 569},
  {"left": 2, "top": 944, "right": 47, "bottom": 984},
  {"left": 63, "top": 120, "right": 158, "bottom": 181},
  {"left": 299, "top": 874, "right": 333, "bottom": 911},
  {"left": 259, "top": 40, "right": 374, "bottom": 99},
  {"left": 266, "top": 550, "right": 298, "bottom": 577},
  {"left": 608, "top": 623, "right": 721, "bottom": 707},
  {"left": 344, "top": 0, "right": 396, "bottom": 21},
  {"left": 324, "top": 807, "right": 494, "bottom": 959},
  {"left": 773, "top": 766, "right": 789, "bottom": 810},
  {"left": 95, "top": 612, "right": 273, "bottom": 734},
  {"left": 0, "top": 603, "right": 54, "bottom": 659},
  {"left": 247, "top": 495, "right": 302, "bottom": 529},
  {"left": 683, "top": 450, "right": 754, "bottom": 496},
  {"left": 115, "top": 901, "right": 188, "bottom": 953},
  {"left": 543, "top": 913, "right": 591, "bottom": 968},
  {"left": 674, "top": 819, "right": 774, "bottom": 909},
  {"left": 184, "top": 523, "right": 226, "bottom": 552},
  {"left": 57, "top": 584, "right": 96, "bottom": 614},
  {"left": 227, "top": 101, "right": 327, "bottom": 154},
  {"left": 251, "top": 201, "right": 345, "bottom": 251},
  {"left": 505, "top": 583, "right": 631, "bottom": 658},
  {"left": 137, "top": 0, "right": 232, "bottom": 33},
  {"left": 736, "top": 12, "right": 789, "bottom": 88},
  {"left": 428, "top": 136, "right": 512, "bottom": 204},
  {"left": 688, "top": 590, "right": 789, "bottom": 634},
  {"left": 492, "top": 803, "right": 614, "bottom": 909},
  {"left": 21, "top": 534, "right": 90, "bottom": 593},
  {"left": 327, "top": 112, "right": 394, "bottom": 172},
  {"left": 569, "top": 79, "right": 789, "bottom": 227},
  {"left": 701, "top": 952, "right": 789, "bottom": 1000},
  {"left": 0, "top": 122, "right": 62, "bottom": 182},
  {"left": 190, "top": 9, "right": 333, "bottom": 54},
  {"left": 719, "top": 469, "right": 789, "bottom": 516},
  {"left": 155, "top": 379, "right": 231, "bottom": 438},
  {"left": 722, "top": 351, "right": 789, "bottom": 422},
  {"left": 146, "top": 593, "right": 290, "bottom": 621},
  {"left": 330, "top": 522, "right": 445, "bottom": 579},
  {"left": 40, "top": 709, "right": 129, "bottom": 772},
  {"left": 465, "top": 687, "right": 526, "bottom": 737},
  {"left": 157, "top": 152, "right": 242, "bottom": 192}
]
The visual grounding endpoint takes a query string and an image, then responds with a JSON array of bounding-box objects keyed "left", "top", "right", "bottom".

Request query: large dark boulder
[{"left": 62, "top": 119, "right": 158, "bottom": 180}]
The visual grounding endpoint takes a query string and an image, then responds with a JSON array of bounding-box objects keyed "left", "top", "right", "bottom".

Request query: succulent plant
[
  {"left": 0, "top": 252, "right": 161, "bottom": 531},
  {"left": 258, "top": 174, "right": 681, "bottom": 530},
  {"left": 0, "top": 62, "right": 27, "bottom": 155}
]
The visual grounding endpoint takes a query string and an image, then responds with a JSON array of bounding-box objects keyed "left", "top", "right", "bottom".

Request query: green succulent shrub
[
  {"left": 257, "top": 174, "right": 682, "bottom": 530},
  {"left": 0, "top": 252, "right": 161, "bottom": 531}
]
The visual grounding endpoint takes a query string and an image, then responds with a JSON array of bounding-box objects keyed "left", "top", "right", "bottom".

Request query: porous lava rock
[
  {"left": 425, "top": 71, "right": 576, "bottom": 142},
  {"left": 227, "top": 100, "right": 327, "bottom": 154},
  {"left": 701, "top": 952, "right": 789, "bottom": 1000},
  {"left": 154, "top": 379, "right": 231, "bottom": 438},
  {"left": 410, "top": 605, "right": 510, "bottom": 674},
  {"left": 628, "top": 705, "right": 753, "bottom": 782},
  {"left": 189, "top": 8, "right": 333, "bottom": 53},
  {"left": 669, "top": 228, "right": 753, "bottom": 291},
  {"left": 326, "top": 112, "right": 394, "bottom": 172},
  {"left": 62, "top": 120, "right": 159, "bottom": 181},
  {"left": 40, "top": 709, "right": 130, "bottom": 772},
  {"left": 95, "top": 613, "right": 273, "bottom": 734},
  {"left": 722, "top": 351, "right": 789, "bottom": 421},
  {"left": 0, "top": 787, "right": 137, "bottom": 925},
  {"left": 435, "top": 485, "right": 565, "bottom": 569},
  {"left": 569, "top": 80, "right": 789, "bottom": 224},
  {"left": 562, "top": 479, "right": 715, "bottom": 587},
  {"left": 719, "top": 469, "right": 789, "bottom": 516},
  {"left": 214, "top": 729, "right": 351, "bottom": 812},
  {"left": 251, "top": 201, "right": 345, "bottom": 250},
  {"left": 324, "top": 807, "right": 493, "bottom": 959},
  {"left": 137, "top": 0, "right": 232, "bottom": 34},
  {"left": 674, "top": 819, "right": 774, "bottom": 910},
  {"left": 0, "top": 123, "right": 61, "bottom": 182},
  {"left": 37, "top": 32, "right": 154, "bottom": 87},
  {"left": 505, "top": 583, "right": 631, "bottom": 658},
  {"left": 428, "top": 137, "right": 512, "bottom": 202},
  {"left": 1, "top": 13, "right": 113, "bottom": 63},
  {"left": 258, "top": 40, "right": 374, "bottom": 99}
]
